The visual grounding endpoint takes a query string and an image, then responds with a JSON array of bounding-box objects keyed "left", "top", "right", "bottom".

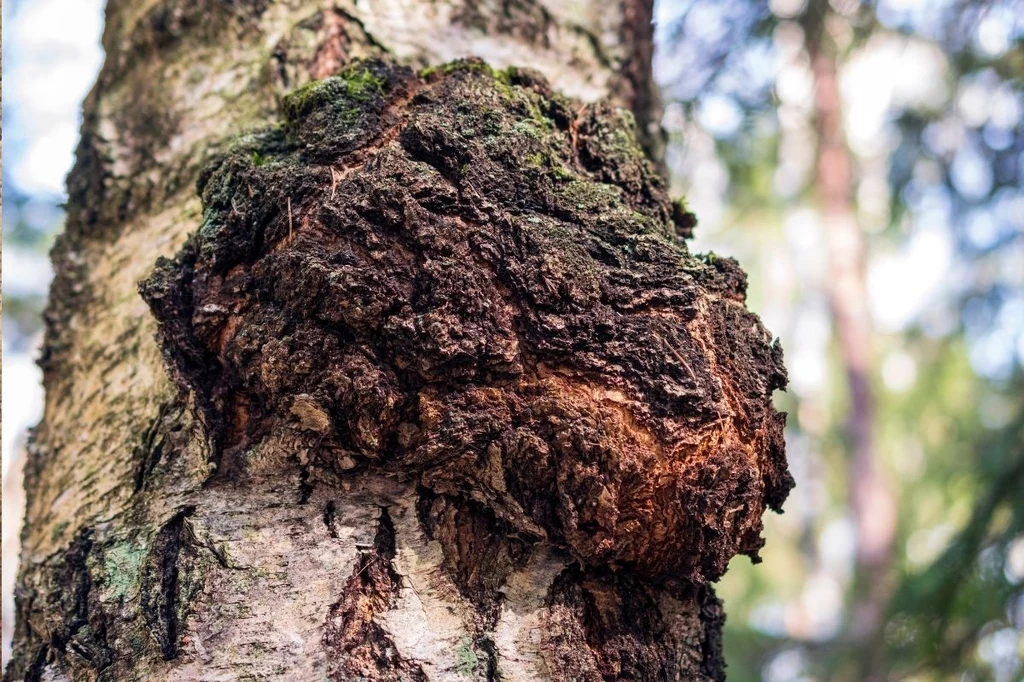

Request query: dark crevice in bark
[
  {"left": 479, "top": 635, "right": 499, "bottom": 682},
  {"left": 133, "top": 403, "right": 171, "bottom": 493},
  {"left": 323, "top": 500, "right": 339, "bottom": 538},
  {"left": 698, "top": 586, "right": 728, "bottom": 682},
  {"left": 415, "top": 488, "right": 531, "bottom": 622},
  {"left": 47, "top": 529, "right": 115, "bottom": 672},
  {"left": 323, "top": 507, "right": 427, "bottom": 681},
  {"left": 333, "top": 8, "right": 391, "bottom": 57},
  {"left": 141, "top": 507, "right": 196, "bottom": 661},
  {"left": 18, "top": 528, "right": 118, "bottom": 676},
  {"left": 272, "top": 38, "right": 292, "bottom": 88},
  {"left": 374, "top": 507, "right": 397, "bottom": 559},
  {"left": 51, "top": 530, "right": 94, "bottom": 655},
  {"left": 298, "top": 460, "right": 315, "bottom": 503},
  {"left": 22, "top": 643, "right": 49, "bottom": 682}
]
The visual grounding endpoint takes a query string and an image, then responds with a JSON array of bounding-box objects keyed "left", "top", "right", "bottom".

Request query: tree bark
[{"left": 8, "top": 2, "right": 791, "bottom": 680}]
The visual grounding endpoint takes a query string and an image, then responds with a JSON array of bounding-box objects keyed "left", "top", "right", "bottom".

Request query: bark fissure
[
  {"left": 53, "top": 531, "right": 96, "bottom": 657},
  {"left": 141, "top": 507, "right": 195, "bottom": 661},
  {"left": 133, "top": 403, "right": 172, "bottom": 493},
  {"left": 322, "top": 507, "right": 428, "bottom": 681},
  {"left": 416, "top": 488, "right": 532, "bottom": 622}
]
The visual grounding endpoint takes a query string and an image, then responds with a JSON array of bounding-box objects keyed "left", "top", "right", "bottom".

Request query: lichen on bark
[{"left": 140, "top": 58, "right": 792, "bottom": 599}]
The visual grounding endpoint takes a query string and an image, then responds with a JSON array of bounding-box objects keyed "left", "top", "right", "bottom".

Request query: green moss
[
  {"left": 607, "top": 128, "right": 644, "bottom": 163},
  {"left": 103, "top": 540, "right": 147, "bottom": 600},
  {"left": 339, "top": 66, "right": 385, "bottom": 102},
  {"left": 558, "top": 180, "right": 622, "bottom": 213},
  {"left": 494, "top": 65, "right": 520, "bottom": 84},
  {"left": 511, "top": 120, "right": 546, "bottom": 141},
  {"left": 420, "top": 60, "right": 496, "bottom": 79},
  {"left": 282, "top": 79, "right": 357, "bottom": 130},
  {"left": 524, "top": 150, "right": 575, "bottom": 183},
  {"left": 281, "top": 64, "right": 384, "bottom": 133},
  {"left": 455, "top": 636, "right": 480, "bottom": 677},
  {"left": 282, "top": 78, "right": 331, "bottom": 118},
  {"left": 491, "top": 70, "right": 518, "bottom": 100},
  {"left": 597, "top": 208, "right": 661, "bottom": 238},
  {"left": 551, "top": 164, "right": 575, "bottom": 181}
]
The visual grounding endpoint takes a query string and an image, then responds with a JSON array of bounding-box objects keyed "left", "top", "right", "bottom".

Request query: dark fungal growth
[{"left": 140, "top": 58, "right": 792, "bottom": 587}]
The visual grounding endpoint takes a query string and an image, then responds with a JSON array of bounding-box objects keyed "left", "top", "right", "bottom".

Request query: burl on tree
[{"left": 141, "top": 59, "right": 792, "bottom": 594}]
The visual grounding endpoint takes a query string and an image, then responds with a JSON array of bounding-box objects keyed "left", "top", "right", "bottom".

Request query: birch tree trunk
[{"left": 7, "top": 2, "right": 792, "bottom": 680}]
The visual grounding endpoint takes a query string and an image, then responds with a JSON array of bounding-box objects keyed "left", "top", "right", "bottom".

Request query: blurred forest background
[{"left": 2, "top": 0, "right": 1022, "bottom": 679}]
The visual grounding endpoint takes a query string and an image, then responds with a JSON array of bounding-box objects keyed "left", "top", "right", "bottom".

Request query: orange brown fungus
[{"left": 141, "top": 59, "right": 792, "bottom": 586}]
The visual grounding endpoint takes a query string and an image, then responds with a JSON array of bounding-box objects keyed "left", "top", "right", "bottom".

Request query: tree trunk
[
  {"left": 805, "top": 6, "right": 895, "bottom": 676},
  {"left": 7, "top": 2, "right": 792, "bottom": 680}
]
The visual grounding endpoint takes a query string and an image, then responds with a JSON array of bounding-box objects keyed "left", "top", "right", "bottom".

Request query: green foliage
[{"left": 661, "top": 0, "right": 1024, "bottom": 679}]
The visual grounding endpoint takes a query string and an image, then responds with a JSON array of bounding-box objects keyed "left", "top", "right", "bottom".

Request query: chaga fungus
[{"left": 140, "top": 58, "right": 793, "bottom": 585}]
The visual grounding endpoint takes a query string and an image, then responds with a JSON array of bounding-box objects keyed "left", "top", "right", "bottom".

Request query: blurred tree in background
[{"left": 655, "top": 0, "right": 1023, "bottom": 679}]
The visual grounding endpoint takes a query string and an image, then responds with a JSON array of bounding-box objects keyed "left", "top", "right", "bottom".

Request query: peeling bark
[{"left": 9, "top": 2, "right": 790, "bottom": 680}]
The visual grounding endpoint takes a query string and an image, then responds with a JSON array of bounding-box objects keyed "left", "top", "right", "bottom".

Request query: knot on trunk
[{"left": 140, "top": 58, "right": 792, "bottom": 584}]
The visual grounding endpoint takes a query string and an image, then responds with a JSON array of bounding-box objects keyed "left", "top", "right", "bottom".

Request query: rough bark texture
[
  {"left": 141, "top": 59, "right": 790, "bottom": 583},
  {"left": 8, "top": 2, "right": 790, "bottom": 681}
]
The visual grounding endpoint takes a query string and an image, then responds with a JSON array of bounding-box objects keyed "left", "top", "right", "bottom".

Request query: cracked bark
[{"left": 8, "top": 1, "right": 791, "bottom": 680}]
